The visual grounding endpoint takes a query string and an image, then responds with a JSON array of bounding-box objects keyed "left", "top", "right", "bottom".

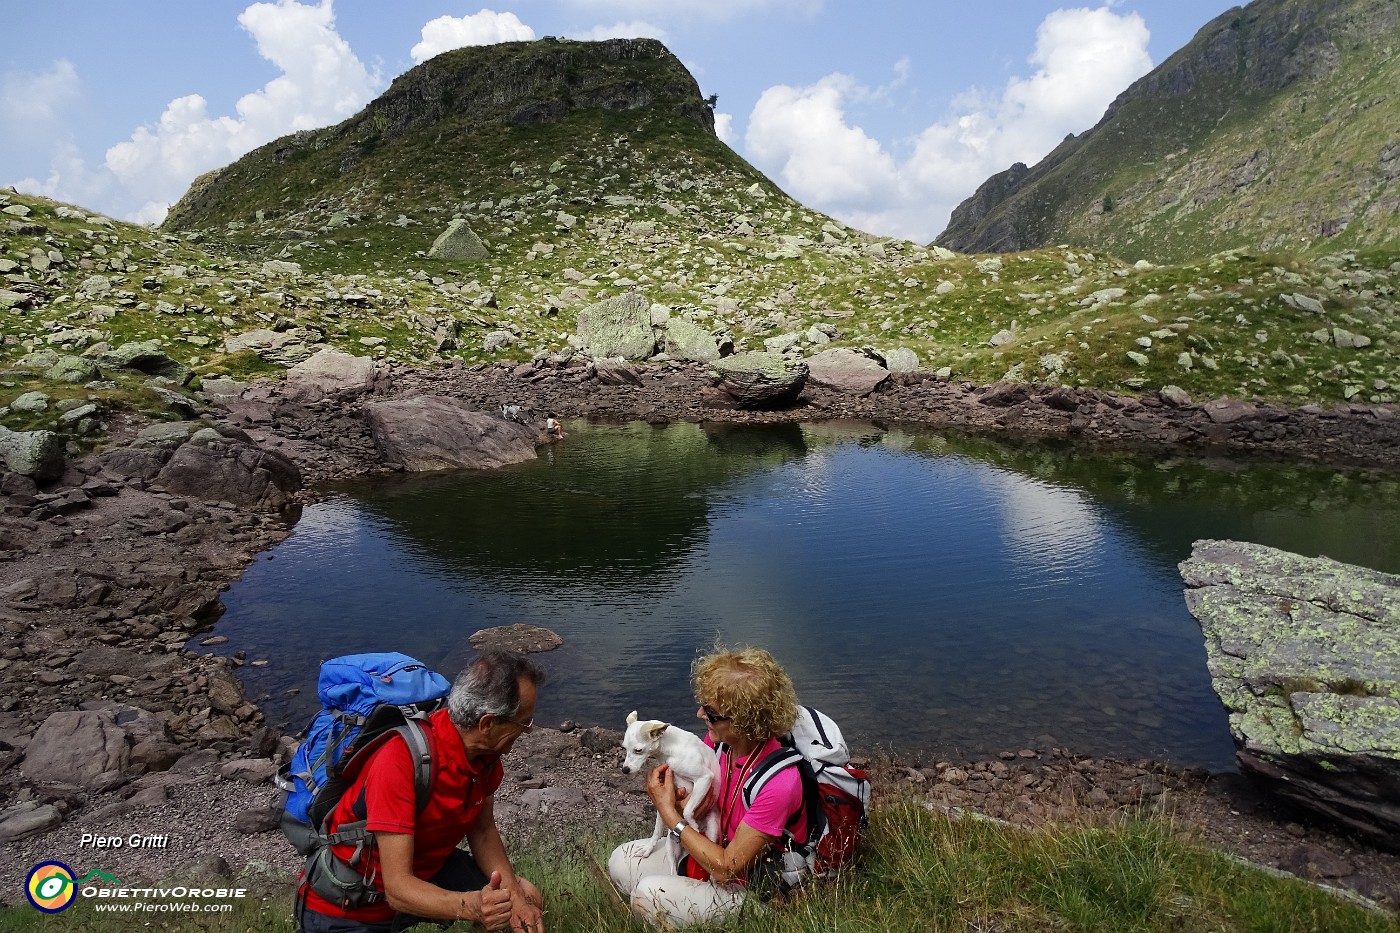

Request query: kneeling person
[{"left": 297, "top": 649, "right": 546, "bottom": 933}]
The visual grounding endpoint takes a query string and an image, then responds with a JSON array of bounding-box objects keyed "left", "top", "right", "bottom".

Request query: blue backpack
[{"left": 277, "top": 653, "right": 451, "bottom": 868}]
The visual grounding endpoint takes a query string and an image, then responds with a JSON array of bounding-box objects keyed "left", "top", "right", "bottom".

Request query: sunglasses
[{"left": 700, "top": 704, "right": 730, "bottom": 724}]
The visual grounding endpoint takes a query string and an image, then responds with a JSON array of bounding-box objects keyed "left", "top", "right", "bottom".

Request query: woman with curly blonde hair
[{"left": 608, "top": 645, "right": 810, "bottom": 927}]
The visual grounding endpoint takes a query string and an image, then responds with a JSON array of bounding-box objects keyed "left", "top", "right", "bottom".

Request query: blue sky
[{"left": 3, "top": 0, "right": 1238, "bottom": 241}]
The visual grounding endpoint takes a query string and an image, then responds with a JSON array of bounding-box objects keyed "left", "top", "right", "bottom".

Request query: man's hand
[
  {"left": 479, "top": 871, "right": 513, "bottom": 931},
  {"left": 509, "top": 876, "right": 544, "bottom": 933}
]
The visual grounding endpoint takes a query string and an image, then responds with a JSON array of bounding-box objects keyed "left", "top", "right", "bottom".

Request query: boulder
[
  {"left": 155, "top": 430, "right": 301, "bottom": 510},
  {"left": 710, "top": 352, "right": 808, "bottom": 409},
  {"left": 469, "top": 624, "right": 564, "bottom": 653},
  {"left": 884, "top": 347, "right": 920, "bottom": 372},
  {"left": 284, "top": 347, "right": 380, "bottom": 402},
  {"left": 363, "top": 397, "right": 540, "bottom": 472},
  {"left": 1180, "top": 540, "right": 1400, "bottom": 849},
  {"left": 1204, "top": 398, "right": 1257, "bottom": 424},
  {"left": 805, "top": 348, "right": 890, "bottom": 395},
  {"left": 45, "top": 355, "right": 100, "bottom": 383},
  {"left": 593, "top": 359, "right": 643, "bottom": 386},
  {"left": 427, "top": 219, "right": 489, "bottom": 260},
  {"left": 225, "top": 329, "right": 294, "bottom": 354},
  {"left": 22, "top": 710, "right": 131, "bottom": 787},
  {"left": 99, "top": 340, "right": 193, "bottom": 385},
  {"left": 662, "top": 318, "right": 721, "bottom": 363},
  {"left": 0, "top": 802, "right": 62, "bottom": 843},
  {"left": 576, "top": 293, "right": 657, "bottom": 360},
  {"left": 0, "top": 426, "right": 64, "bottom": 480}
]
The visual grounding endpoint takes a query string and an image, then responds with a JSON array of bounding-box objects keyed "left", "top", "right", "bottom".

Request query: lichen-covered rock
[
  {"left": 363, "top": 397, "right": 540, "bottom": 472},
  {"left": 427, "top": 218, "right": 489, "bottom": 260},
  {"left": 0, "top": 426, "right": 64, "bottom": 480},
  {"left": 576, "top": 292, "right": 657, "bottom": 360},
  {"left": 100, "top": 340, "right": 193, "bottom": 385},
  {"left": 710, "top": 352, "right": 808, "bottom": 410},
  {"left": 884, "top": 347, "right": 920, "bottom": 372},
  {"left": 661, "top": 317, "right": 720, "bottom": 363},
  {"left": 1180, "top": 539, "right": 1400, "bottom": 849},
  {"left": 45, "top": 354, "right": 100, "bottom": 383}
]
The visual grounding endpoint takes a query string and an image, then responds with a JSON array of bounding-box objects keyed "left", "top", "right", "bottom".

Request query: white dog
[{"left": 621, "top": 711, "right": 721, "bottom": 854}]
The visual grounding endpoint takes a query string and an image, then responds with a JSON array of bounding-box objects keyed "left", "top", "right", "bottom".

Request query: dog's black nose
[{"left": 620, "top": 765, "right": 631, "bottom": 774}]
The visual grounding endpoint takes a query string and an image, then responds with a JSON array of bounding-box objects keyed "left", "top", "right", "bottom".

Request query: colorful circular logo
[{"left": 26, "top": 861, "right": 77, "bottom": 913}]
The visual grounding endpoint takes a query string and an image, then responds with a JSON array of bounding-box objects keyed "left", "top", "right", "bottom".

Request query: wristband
[{"left": 669, "top": 820, "right": 686, "bottom": 840}]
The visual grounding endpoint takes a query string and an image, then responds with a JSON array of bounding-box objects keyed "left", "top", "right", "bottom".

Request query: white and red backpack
[{"left": 721, "top": 705, "right": 872, "bottom": 885}]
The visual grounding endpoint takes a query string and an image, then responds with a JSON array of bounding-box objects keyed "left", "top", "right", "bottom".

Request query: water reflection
[{"left": 213, "top": 421, "right": 1400, "bottom": 770}]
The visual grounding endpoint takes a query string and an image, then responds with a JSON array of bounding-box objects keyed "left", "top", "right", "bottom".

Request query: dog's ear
[
  {"left": 646, "top": 723, "right": 669, "bottom": 740},
  {"left": 626, "top": 710, "right": 638, "bottom": 726}
]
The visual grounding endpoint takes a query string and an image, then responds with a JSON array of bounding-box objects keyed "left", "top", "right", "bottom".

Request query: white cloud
[
  {"left": 410, "top": 10, "right": 536, "bottom": 64},
  {"left": 743, "top": 6, "right": 1153, "bottom": 242},
  {"left": 0, "top": 59, "right": 81, "bottom": 127},
  {"left": 569, "top": 20, "right": 668, "bottom": 41},
  {"left": 714, "top": 112, "right": 735, "bottom": 145},
  {"left": 17, "top": 0, "right": 380, "bottom": 225}
]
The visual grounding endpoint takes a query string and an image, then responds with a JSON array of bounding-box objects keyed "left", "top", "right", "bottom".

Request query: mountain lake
[{"left": 206, "top": 420, "right": 1400, "bottom": 771}]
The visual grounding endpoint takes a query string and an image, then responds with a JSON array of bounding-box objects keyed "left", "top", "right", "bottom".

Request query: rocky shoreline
[{"left": 2, "top": 363, "right": 1399, "bottom": 909}]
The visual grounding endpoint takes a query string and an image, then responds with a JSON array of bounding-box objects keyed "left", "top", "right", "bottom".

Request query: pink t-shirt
[{"left": 707, "top": 736, "right": 808, "bottom": 844}]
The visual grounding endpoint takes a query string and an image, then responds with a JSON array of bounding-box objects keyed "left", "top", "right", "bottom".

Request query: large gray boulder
[
  {"left": 1180, "top": 540, "right": 1400, "bottom": 849},
  {"left": 22, "top": 709, "right": 131, "bottom": 788},
  {"left": 284, "top": 347, "right": 380, "bottom": 402},
  {"left": 0, "top": 426, "right": 64, "bottom": 480},
  {"left": 363, "top": 397, "right": 540, "bottom": 472},
  {"left": 576, "top": 293, "right": 657, "bottom": 360},
  {"left": 45, "top": 354, "right": 100, "bottom": 383},
  {"left": 662, "top": 318, "right": 721, "bottom": 363},
  {"left": 428, "top": 219, "right": 489, "bottom": 260},
  {"left": 155, "top": 428, "right": 302, "bottom": 510},
  {"left": 100, "top": 340, "right": 193, "bottom": 385},
  {"left": 806, "top": 348, "right": 890, "bottom": 395},
  {"left": 710, "top": 352, "right": 808, "bottom": 410}
]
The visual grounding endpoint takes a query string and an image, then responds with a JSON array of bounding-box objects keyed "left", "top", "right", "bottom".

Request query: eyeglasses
[
  {"left": 494, "top": 715, "right": 534, "bottom": 733},
  {"left": 700, "top": 704, "right": 730, "bottom": 724}
]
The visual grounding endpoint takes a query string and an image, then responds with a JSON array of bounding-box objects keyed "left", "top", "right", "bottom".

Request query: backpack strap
[
  {"left": 311, "top": 719, "right": 436, "bottom": 842},
  {"left": 741, "top": 748, "right": 827, "bottom": 857},
  {"left": 802, "top": 705, "right": 833, "bottom": 751}
]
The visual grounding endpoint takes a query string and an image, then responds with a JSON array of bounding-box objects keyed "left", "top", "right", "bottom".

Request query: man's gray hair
[{"left": 448, "top": 649, "right": 546, "bottom": 728}]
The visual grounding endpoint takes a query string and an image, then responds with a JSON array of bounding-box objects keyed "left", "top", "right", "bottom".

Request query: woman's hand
[{"left": 645, "top": 764, "right": 683, "bottom": 826}]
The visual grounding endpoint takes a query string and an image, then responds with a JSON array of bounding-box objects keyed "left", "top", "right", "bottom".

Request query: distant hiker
[
  {"left": 296, "top": 650, "right": 546, "bottom": 933},
  {"left": 545, "top": 417, "right": 565, "bottom": 440}
]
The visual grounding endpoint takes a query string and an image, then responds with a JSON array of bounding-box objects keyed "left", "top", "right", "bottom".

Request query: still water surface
[{"left": 213, "top": 421, "right": 1400, "bottom": 770}]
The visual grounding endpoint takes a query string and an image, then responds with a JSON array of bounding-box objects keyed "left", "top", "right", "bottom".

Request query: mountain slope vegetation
[
  {"left": 3, "top": 34, "right": 1397, "bottom": 450},
  {"left": 936, "top": 0, "right": 1400, "bottom": 264}
]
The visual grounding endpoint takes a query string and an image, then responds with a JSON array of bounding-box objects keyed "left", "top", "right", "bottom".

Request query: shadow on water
[{"left": 210, "top": 420, "right": 1400, "bottom": 770}]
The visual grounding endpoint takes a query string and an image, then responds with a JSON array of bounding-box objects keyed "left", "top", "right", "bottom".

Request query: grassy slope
[
  {"left": 939, "top": 0, "right": 1400, "bottom": 264},
  {"left": 4, "top": 35, "right": 1399, "bottom": 443}
]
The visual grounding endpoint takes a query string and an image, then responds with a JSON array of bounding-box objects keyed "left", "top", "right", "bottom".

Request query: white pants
[{"left": 607, "top": 837, "right": 748, "bottom": 928}]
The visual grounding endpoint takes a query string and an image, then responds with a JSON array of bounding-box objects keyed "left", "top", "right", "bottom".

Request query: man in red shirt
[{"left": 297, "top": 650, "right": 546, "bottom": 933}]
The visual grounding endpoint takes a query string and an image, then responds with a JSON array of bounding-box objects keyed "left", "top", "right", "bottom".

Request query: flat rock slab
[
  {"left": 363, "top": 397, "right": 540, "bottom": 472},
  {"left": 469, "top": 624, "right": 563, "bottom": 653},
  {"left": 806, "top": 348, "right": 889, "bottom": 395},
  {"left": 1180, "top": 539, "right": 1400, "bottom": 848}
]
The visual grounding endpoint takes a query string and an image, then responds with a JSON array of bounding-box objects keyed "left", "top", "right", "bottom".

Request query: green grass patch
[{"left": 3, "top": 806, "right": 1393, "bottom": 932}]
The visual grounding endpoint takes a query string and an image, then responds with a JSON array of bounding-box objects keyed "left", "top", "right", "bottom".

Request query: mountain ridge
[{"left": 935, "top": 0, "right": 1400, "bottom": 262}]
